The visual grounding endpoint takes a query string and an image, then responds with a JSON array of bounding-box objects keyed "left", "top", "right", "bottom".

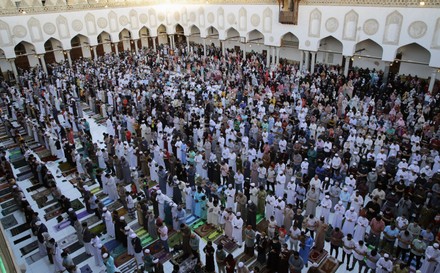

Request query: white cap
[
  {"left": 120, "top": 216, "right": 125, "bottom": 221},
  {"left": 36, "top": 221, "right": 42, "bottom": 226},
  {"left": 434, "top": 243, "right": 439, "bottom": 248},
  {"left": 68, "top": 208, "right": 73, "bottom": 212},
  {"left": 124, "top": 226, "right": 130, "bottom": 231},
  {"left": 384, "top": 253, "right": 389, "bottom": 258},
  {"left": 102, "top": 253, "right": 109, "bottom": 259},
  {"left": 325, "top": 195, "right": 329, "bottom": 199},
  {"left": 97, "top": 244, "right": 102, "bottom": 248},
  {"left": 350, "top": 207, "right": 355, "bottom": 211},
  {"left": 130, "top": 233, "right": 136, "bottom": 238},
  {"left": 157, "top": 190, "right": 162, "bottom": 194},
  {"left": 153, "top": 258, "right": 159, "bottom": 263},
  {"left": 228, "top": 184, "right": 232, "bottom": 188},
  {"left": 350, "top": 175, "right": 354, "bottom": 178},
  {"left": 250, "top": 183, "right": 255, "bottom": 187},
  {"left": 236, "top": 212, "right": 241, "bottom": 216},
  {"left": 343, "top": 187, "right": 348, "bottom": 191},
  {"left": 144, "top": 249, "right": 150, "bottom": 254},
  {"left": 103, "top": 207, "right": 107, "bottom": 211},
  {"left": 238, "top": 262, "right": 244, "bottom": 268}
]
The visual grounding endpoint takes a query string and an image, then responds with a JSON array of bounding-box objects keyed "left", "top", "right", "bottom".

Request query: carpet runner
[
  {"left": 235, "top": 252, "right": 257, "bottom": 267},
  {"left": 0, "top": 214, "right": 18, "bottom": 229},
  {"left": 25, "top": 251, "right": 45, "bottom": 265},
  {"left": 0, "top": 193, "right": 13, "bottom": 203},
  {"left": 63, "top": 241, "right": 83, "bottom": 254},
  {"left": 73, "top": 252, "right": 91, "bottom": 265}
]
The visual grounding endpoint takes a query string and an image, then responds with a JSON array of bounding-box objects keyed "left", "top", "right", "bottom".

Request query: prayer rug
[
  {"left": 190, "top": 218, "right": 205, "bottom": 229},
  {"left": 1, "top": 214, "right": 18, "bottom": 229},
  {"left": 73, "top": 252, "right": 91, "bottom": 265},
  {"left": 256, "top": 219, "right": 268, "bottom": 234},
  {"left": 104, "top": 239, "right": 120, "bottom": 252},
  {"left": 118, "top": 259, "right": 137, "bottom": 273},
  {"left": 90, "top": 187, "right": 101, "bottom": 194},
  {"left": 20, "top": 240, "right": 38, "bottom": 256},
  {"left": 141, "top": 235, "right": 156, "bottom": 247},
  {"left": 71, "top": 199, "right": 85, "bottom": 211},
  {"left": 130, "top": 222, "right": 141, "bottom": 231},
  {"left": 10, "top": 223, "right": 30, "bottom": 236},
  {"left": 26, "top": 184, "right": 43, "bottom": 193},
  {"left": 111, "top": 245, "right": 127, "bottom": 258},
  {"left": 16, "top": 169, "right": 33, "bottom": 181},
  {"left": 0, "top": 187, "right": 11, "bottom": 196},
  {"left": 13, "top": 234, "right": 31, "bottom": 245},
  {"left": 0, "top": 183, "right": 9, "bottom": 191},
  {"left": 12, "top": 159, "right": 28, "bottom": 169},
  {"left": 235, "top": 252, "right": 257, "bottom": 266},
  {"left": 25, "top": 251, "right": 45, "bottom": 265},
  {"left": 256, "top": 213, "right": 264, "bottom": 224},
  {"left": 170, "top": 254, "right": 198, "bottom": 272},
  {"left": 58, "top": 234, "right": 78, "bottom": 249},
  {"left": 309, "top": 248, "right": 328, "bottom": 264},
  {"left": 41, "top": 155, "right": 58, "bottom": 162},
  {"left": 55, "top": 210, "right": 91, "bottom": 232},
  {"left": 147, "top": 239, "right": 165, "bottom": 255},
  {"left": 0, "top": 193, "right": 13, "bottom": 203},
  {"left": 116, "top": 207, "right": 128, "bottom": 216},
  {"left": 44, "top": 208, "right": 63, "bottom": 221},
  {"left": 31, "top": 188, "right": 51, "bottom": 201},
  {"left": 89, "top": 223, "right": 105, "bottom": 235},
  {"left": 185, "top": 214, "right": 197, "bottom": 224},
  {"left": 114, "top": 252, "right": 132, "bottom": 267},
  {"left": 194, "top": 223, "right": 216, "bottom": 238},
  {"left": 83, "top": 215, "right": 100, "bottom": 227},
  {"left": 168, "top": 231, "right": 182, "bottom": 248},
  {"left": 213, "top": 235, "right": 239, "bottom": 253},
  {"left": 37, "top": 198, "right": 57, "bottom": 209},
  {"left": 249, "top": 261, "right": 271, "bottom": 273},
  {"left": 153, "top": 249, "right": 173, "bottom": 264},
  {"left": 107, "top": 200, "right": 123, "bottom": 211},
  {"left": 317, "top": 256, "right": 340, "bottom": 273},
  {"left": 1, "top": 204, "right": 19, "bottom": 216},
  {"left": 96, "top": 191, "right": 106, "bottom": 200},
  {"left": 80, "top": 264, "right": 93, "bottom": 273},
  {"left": 44, "top": 203, "right": 61, "bottom": 213},
  {"left": 59, "top": 162, "right": 75, "bottom": 172},
  {"left": 204, "top": 230, "right": 223, "bottom": 242},
  {"left": 63, "top": 241, "right": 83, "bottom": 254}
]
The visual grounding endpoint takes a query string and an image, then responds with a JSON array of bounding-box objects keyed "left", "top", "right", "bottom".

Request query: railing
[
  {"left": 301, "top": 0, "right": 440, "bottom": 6},
  {"left": 0, "top": 0, "right": 438, "bottom": 16}
]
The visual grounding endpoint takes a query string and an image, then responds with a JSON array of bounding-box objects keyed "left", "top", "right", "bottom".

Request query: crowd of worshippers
[{"left": 1, "top": 39, "right": 440, "bottom": 273}]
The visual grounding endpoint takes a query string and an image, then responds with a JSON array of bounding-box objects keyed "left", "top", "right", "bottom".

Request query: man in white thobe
[
  {"left": 420, "top": 243, "right": 440, "bottom": 273},
  {"left": 376, "top": 254, "right": 393, "bottom": 273},
  {"left": 232, "top": 212, "right": 244, "bottom": 246},
  {"left": 342, "top": 207, "right": 357, "bottom": 236},
  {"left": 225, "top": 184, "right": 236, "bottom": 211},
  {"left": 320, "top": 195, "right": 332, "bottom": 223},
  {"left": 274, "top": 197, "right": 285, "bottom": 227},
  {"left": 102, "top": 207, "right": 115, "bottom": 238}
]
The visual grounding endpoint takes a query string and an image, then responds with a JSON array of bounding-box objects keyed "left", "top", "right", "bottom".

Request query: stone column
[
  {"left": 266, "top": 47, "right": 270, "bottom": 67},
  {"left": 304, "top": 51, "right": 310, "bottom": 71},
  {"left": 9, "top": 59, "right": 18, "bottom": 79},
  {"left": 186, "top": 36, "right": 190, "bottom": 52},
  {"left": 299, "top": 50, "right": 304, "bottom": 71},
  {"left": 66, "top": 51, "right": 72, "bottom": 66},
  {"left": 383, "top": 61, "right": 390, "bottom": 84},
  {"left": 170, "top": 35, "right": 175, "bottom": 49},
  {"left": 39, "top": 55, "right": 48, "bottom": 74},
  {"left": 221, "top": 40, "right": 225, "bottom": 56},
  {"left": 152, "top": 38, "right": 156, "bottom": 51},
  {"left": 310, "top": 51, "right": 316, "bottom": 74},
  {"left": 243, "top": 43, "right": 247, "bottom": 60},
  {"left": 134, "top": 39, "right": 139, "bottom": 54},
  {"left": 429, "top": 68, "right": 438, "bottom": 92},
  {"left": 114, "top": 44, "right": 119, "bottom": 55},
  {"left": 92, "top": 46, "right": 98, "bottom": 60},
  {"left": 343, "top": 56, "right": 350, "bottom": 77},
  {"left": 203, "top": 38, "right": 206, "bottom": 57},
  {"left": 271, "top": 46, "right": 275, "bottom": 65},
  {"left": 275, "top": 47, "right": 280, "bottom": 65}
]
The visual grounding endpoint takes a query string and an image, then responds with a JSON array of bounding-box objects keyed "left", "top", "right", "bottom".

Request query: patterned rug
[
  {"left": 1, "top": 204, "right": 19, "bottom": 216},
  {"left": 71, "top": 198, "right": 85, "bottom": 211},
  {"left": 0, "top": 214, "right": 18, "bottom": 229},
  {"left": 235, "top": 252, "right": 257, "bottom": 266},
  {"left": 104, "top": 239, "right": 121, "bottom": 252},
  {"left": 190, "top": 218, "right": 205, "bottom": 229},
  {"left": 248, "top": 260, "right": 271, "bottom": 273},
  {"left": 318, "top": 256, "right": 340, "bottom": 273},
  {"left": 114, "top": 252, "right": 133, "bottom": 267},
  {"left": 44, "top": 207, "right": 63, "bottom": 221},
  {"left": 309, "top": 248, "right": 328, "bottom": 264},
  {"left": 204, "top": 230, "right": 223, "bottom": 242},
  {"left": 256, "top": 219, "right": 268, "bottom": 234},
  {"left": 194, "top": 223, "right": 216, "bottom": 238},
  {"left": 168, "top": 231, "right": 182, "bottom": 249},
  {"left": 0, "top": 193, "right": 12, "bottom": 203},
  {"left": 10, "top": 223, "right": 30, "bottom": 236},
  {"left": 89, "top": 223, "right": 105, "bottom": 236},
  {"left": 20, "top": 240, "right": 38, "bottom": 256},
  {"left": 25, "top": 251, "right": 45, "bottom": 265},
  {"left": 213, "top": 235, "right": 239, "bottom": 253}
]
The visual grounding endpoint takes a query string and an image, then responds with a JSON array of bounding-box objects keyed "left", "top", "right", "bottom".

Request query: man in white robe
[
  {"left": 102, "top": 207, "right": 115, "bottom": 238},
  {"left": 274, "top": 197, "right": 285, "bottom": 227},
  {"left": 320, "top": 195, "right": 332, "bottom": 223},
  {"left": 376, "top": 254, "right": 393, "bottom": 273},
  {"left": 225, "top": 184, "right": 236, "bottom": 211},
  {"left": 420, "top": 243, "right": 440, "bottom": 273},
  {"left": 342, "top": 207, "right": 358, "bottom": 236},
  {"left": 232, "top": 212, "right": 244, "bottom": 246}
]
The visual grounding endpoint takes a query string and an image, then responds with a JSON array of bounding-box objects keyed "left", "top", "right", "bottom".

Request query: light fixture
[{"left": 419, "top": 1, "right": 425, "bottom": 5}]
